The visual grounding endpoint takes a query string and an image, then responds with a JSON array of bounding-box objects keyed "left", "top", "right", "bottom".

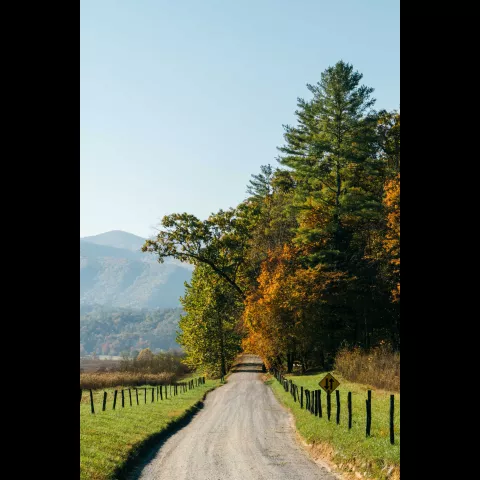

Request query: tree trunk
[
  {"left": 218, "top": 315, "right": 226, "bottom": 377},
  {"left": 364, "top": 308, "right": 370, "bottom": 350},
  {"left": 319, "top": 350, "right": 325, "bottom": 370},
  {"left": 356, "top": 314, "right": 364, "bottom": 347},
  {"left": 287, "top": 352, "right": 294, "bottom": 373}
]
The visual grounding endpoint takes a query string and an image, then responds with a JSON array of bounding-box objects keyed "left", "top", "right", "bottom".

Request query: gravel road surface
[{"left": 134, "top": 354, "right": 338, "bottom": 480}]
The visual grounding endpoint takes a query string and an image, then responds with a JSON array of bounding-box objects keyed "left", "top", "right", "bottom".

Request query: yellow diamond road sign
[{"left": 319, "top": 373, "right": 340, "bottom": 394}]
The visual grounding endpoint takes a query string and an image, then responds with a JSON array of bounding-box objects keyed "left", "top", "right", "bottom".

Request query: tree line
[
  {"left": 143, "top": 61, "right": 400, "bottom": 376},
  {"left": 80, "top": 306, "right": 182, "bottom": 356}
]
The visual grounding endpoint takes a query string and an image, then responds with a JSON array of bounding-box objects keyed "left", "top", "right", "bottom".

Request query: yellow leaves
[
  {"left": 242, "top": 243, "right": 348, "bottom": 359},
  {"left": 383, "top": 174, "right": 400, "bottom": 302}
]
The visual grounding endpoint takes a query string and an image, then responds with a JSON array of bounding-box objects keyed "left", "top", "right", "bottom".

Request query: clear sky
[{"left": 80, "top": 0, "right": 399, "bottom": 239}]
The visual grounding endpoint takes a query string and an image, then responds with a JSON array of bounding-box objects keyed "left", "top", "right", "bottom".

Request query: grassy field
[
  {"left": 267, "top": 372, "right": 400, "bottom": 480},
  {"left": 80, "top": 378, "right": 220, "bottom": 480}
]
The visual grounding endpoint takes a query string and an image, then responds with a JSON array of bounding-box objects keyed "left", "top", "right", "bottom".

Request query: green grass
[
  {"left": 267, "top": 372, "right": 400, "bottom": 480},
  {"left": 80, "top": 378, "right": 221, "bottom": 480}
]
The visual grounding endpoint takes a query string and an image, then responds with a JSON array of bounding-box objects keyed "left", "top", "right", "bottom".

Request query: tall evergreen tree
[{"left": 278, "top": 60, "right": 378, "bottom": 267}]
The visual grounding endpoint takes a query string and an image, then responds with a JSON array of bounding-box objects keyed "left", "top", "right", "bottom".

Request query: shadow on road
[
  {"left": 117, "top": 401, "right": 207, "bottom": 480},
  {"left": 230, "top": 369, "right": 263, "bottom": 373},
  {"left": 230, "top": 362, "right": 264, "bottom": 373}
]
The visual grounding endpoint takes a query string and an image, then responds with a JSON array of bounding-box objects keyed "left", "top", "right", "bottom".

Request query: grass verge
[
  {"left": 266, "top": 373, "right": 399, "bottom": 480},
  {"left": 80, "top": 378, "right": 220, "bottom": 480}
]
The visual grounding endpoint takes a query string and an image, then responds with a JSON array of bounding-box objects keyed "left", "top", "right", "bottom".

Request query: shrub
[
  {"left": 119, "top": 350, "right": 191, "bottom": 376},
  {"left": 80, "top": 371, "right": 176, "bottom": 390},
  {"left": 334, "top": 342, "right": 400, "bottom": 392}
]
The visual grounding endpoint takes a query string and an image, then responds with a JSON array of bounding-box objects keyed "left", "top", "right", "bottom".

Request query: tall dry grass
[
  {"left": 80, "top": 371, "right": 176, "bottom": 390},
  {"left": 334, "top": 343, "right": 400, "bottom": 392}
]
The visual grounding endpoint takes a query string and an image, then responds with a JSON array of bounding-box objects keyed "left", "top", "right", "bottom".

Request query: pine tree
[{"left": 278, "top": 60, "right": 378, "bottom": 267}]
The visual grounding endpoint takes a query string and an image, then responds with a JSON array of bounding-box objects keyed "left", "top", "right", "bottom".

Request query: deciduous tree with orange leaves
[
  {"left": 144, "top": 60, "right": 400, "bottom": 374},
  {"left": 243, "top": 244, "right": 347, "bottom": 372},
  {"left": 383, "top": 174, "right": 400, "bottom": 301}
]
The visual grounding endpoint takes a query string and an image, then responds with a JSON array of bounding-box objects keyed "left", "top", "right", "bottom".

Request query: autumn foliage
[
  {"left": 146, "top": 61, "right": 400, "bottom": 376},
  {"left": 383, "top": 174, "right": 400, "bottom": 301},
  {"left": 243, "top": 245, "right": 346, "bottom": 372}
]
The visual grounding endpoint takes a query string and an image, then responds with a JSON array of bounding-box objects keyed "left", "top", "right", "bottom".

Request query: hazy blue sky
[{"left": 80, "top": 0, "right": 399, "bottom": 239}]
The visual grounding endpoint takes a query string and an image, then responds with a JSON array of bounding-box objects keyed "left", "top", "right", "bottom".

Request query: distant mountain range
[{"left": 80, "top": 230, "right": 192, "bottom": 309}]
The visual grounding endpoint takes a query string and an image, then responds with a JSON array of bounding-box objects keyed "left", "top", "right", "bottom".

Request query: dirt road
[{"left": 134, "top": 354, "right": 338, "bottom": 480}]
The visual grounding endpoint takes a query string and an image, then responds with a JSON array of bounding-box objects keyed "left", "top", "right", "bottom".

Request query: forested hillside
[
  {"left": 80, "top": 231, "right": 192, "bottom": 309},
  {"left": 80, "top": 306, "right": 182, "bottom": 356},
  {"left": 142, "top": 61, "right": 400, "bottom": 376}
]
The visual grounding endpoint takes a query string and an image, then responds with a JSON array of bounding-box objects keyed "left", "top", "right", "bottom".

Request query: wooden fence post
[
  {"left": 348, "top": 392, "right": 352, "bottom": 429},
  {"left": 121, "top": 389, "right": 124, "bottom": 408},
  {"left": 300, "top": 386, "right": 304, "bottom": 408},
  {"left": 327, "top": 393, "right": 331, "bottom": 420},
  {"left": 152, "top": 387, "right": 154, "bottom": 403},
  {"left": 113, "top": 390, "right": 117, "bottom": 410},
  {"left": 102, "top": 391, "right": 107, "bottom": 411},
  {"left": 390, "top": 394, "right": 394, "bottom": 445},
  {"left": 135, "top": 388, "right": 139, "bottom": 405},
  {"left": 144, "top": 387, "right": 147, "bottom": 403},
  {"left": 89, "top": 389, "right": 95, "bottom": 414},
  {"left": 160, "top": 385, "right": 163, "bottom": 400},
  {"left": 314, "top": 390, "right": 318, "bottom": 416},
  {"left": 129, "top": 388, "right": 132, "bottom": 406},
  {"left": 318, "top": 389, "right": 322, "bottom": 418},
  {"left": 336, "top": 390, "right": 340, "bottom": 424},
  {"left": 366, "top": 390, "right": 372, "bottom": 437}
]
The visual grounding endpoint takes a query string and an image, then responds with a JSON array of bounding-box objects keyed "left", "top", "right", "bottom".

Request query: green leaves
[
  {"left": 143, "top": 209, "right": 250, "bottom": 299},
  {"left": 179, "top": 265, "right": 243, "bottom": 377},
  {"left": 277, "top": 61, "right": 382, "bottom": 268},
  {"left": 142, "top": 60, "right": 400, "bottom": 373}
]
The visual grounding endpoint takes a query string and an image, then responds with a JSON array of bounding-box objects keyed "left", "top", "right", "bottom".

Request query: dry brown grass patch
[
  {"left": 80, "top": 371, "right": 176, "bottom": 390},
  {"left": 334, "top": 344, "right": 399, "bottom": 392}
]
